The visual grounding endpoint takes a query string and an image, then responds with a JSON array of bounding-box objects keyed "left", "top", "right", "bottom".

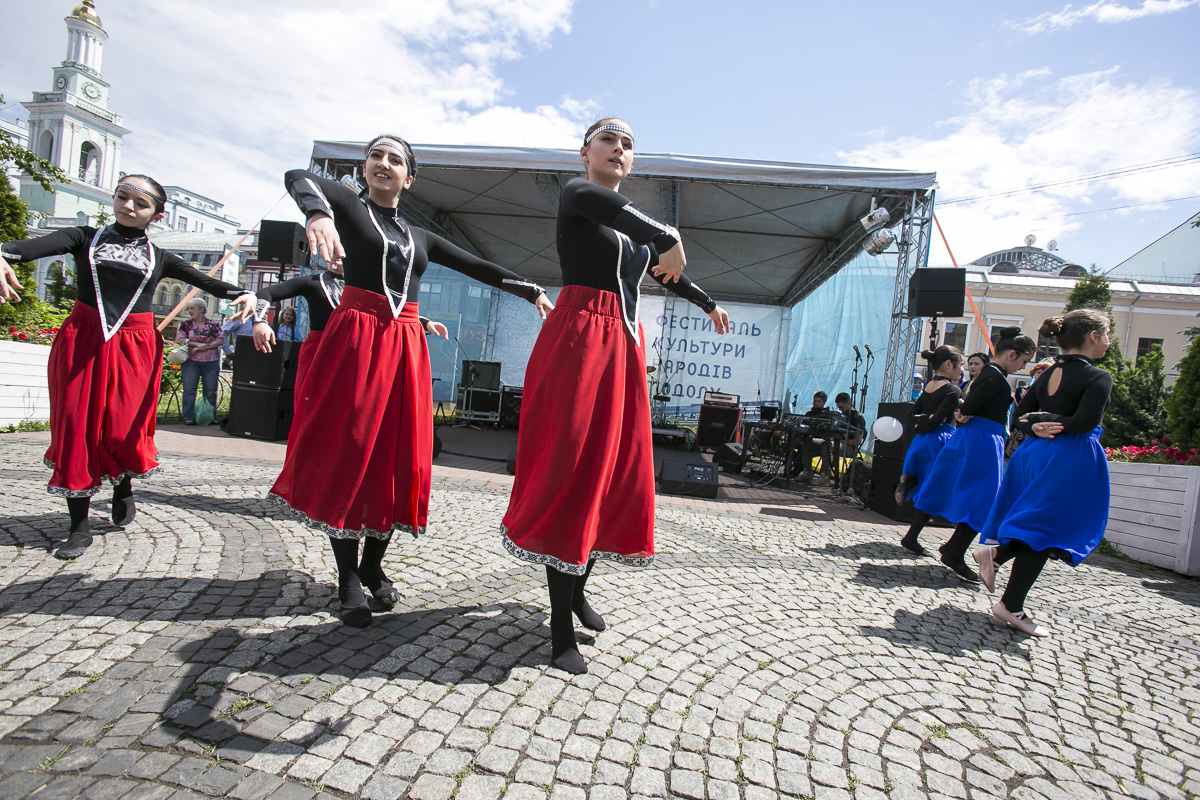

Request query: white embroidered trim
[
  {"left": 44, "top": 458, "right": 163, "bottom": 497},
  {"left": 623, "top": 203, "right": 680, "bottom": 244},
  {"left": 268, "top": 492, "right": 421, "bottom": 540},
  {"left": 363, "top": 204, "right": 415, "bottom": 318},
  {"left": 88, "top": 227, "right": 155, "bottom": 342},
  {"left": 613, "top": 231, "right": 650, "bottom": 343},
  {"left": 500, "top": 524, "right": 654, "bottom": 574},
  {"left": 300, "top": 177, "right": 335, "bottom": 220}
]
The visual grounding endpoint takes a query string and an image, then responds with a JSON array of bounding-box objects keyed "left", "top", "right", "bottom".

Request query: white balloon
[{"left": 873, "top": 416, "right": 904, "bottom": 443}]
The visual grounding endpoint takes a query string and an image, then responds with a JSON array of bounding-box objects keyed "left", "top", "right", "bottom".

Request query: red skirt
[
  {"left": 502, "top": 286, "right": 655, "bottom": 575},
  {"left": 292, "top": 329, "right": 321, "bottom": 422},
  {"left": 269, "top": 287, "right": 432, "bottom": 539},
  {"left": 44, "top": 302, "right": 163, "bottom": 497}
]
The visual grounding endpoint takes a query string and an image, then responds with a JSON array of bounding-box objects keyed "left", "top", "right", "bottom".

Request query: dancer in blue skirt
[
  {"left": 903, "top": 327, "right": 1037, "bottom": 580},
  {"left": 896, "top": 345, "right": 964, "bottom": 546},
  {"left": 973, "top": 309, "right": 1113, "bottom": 637}
]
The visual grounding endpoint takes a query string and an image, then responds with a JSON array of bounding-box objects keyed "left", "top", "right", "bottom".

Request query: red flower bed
[
  {"left": 4, "top": 326, "right": 59, "bottom": 346},
  {"left": 1106, "top": 439, "right": 1200, "bottom": 466}
]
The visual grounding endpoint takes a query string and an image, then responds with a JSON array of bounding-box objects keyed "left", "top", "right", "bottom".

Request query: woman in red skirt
[
  {"left": 273, "top": 135, "right": 552, "bottom": 627},
  {"left": 502, "top": 119, "right": 730, "bottom": 674},
  {"left": 0, "top": 175, "right": 254, "bottom": 559}
]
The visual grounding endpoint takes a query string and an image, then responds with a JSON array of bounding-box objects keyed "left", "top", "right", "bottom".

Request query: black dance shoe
[
  {"left": 573, "top": 597, "right": 606, "bottom": 632},
  {"left": 900, "top": 534, "right": 926, "bottom": 557},
  {"left": 111, "top": 496, "right": 135, "bottom": 528},
  {"left": 551, "top": 643, "right": 588, "bottom": 675},
  {"left": 940, "top": 551, "right": 981, "bottom": 583},
  {"left": 55, "top": 522, "right": 93, "bottom": 561},
  {"left": 338, "top": 584, "right": 372, "bottom": 628},
  {"left": 361, "top": 570, "right": 400, "bottom": 611}
]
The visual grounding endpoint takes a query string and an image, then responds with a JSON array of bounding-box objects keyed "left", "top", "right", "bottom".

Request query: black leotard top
[
  {"left": 284, "top": 171, "right": 543, "bottom": 318},
  {"left": 254, "top": 272, "right": 342, "bottom": 332},
  {"left": 958, "top": 363, "right": 1014, "bottom": 426},
  {"left": 1, "top": 224, "right": 246, "bottom": 341},
  {"left": 908, "top": 378, "right": 963, "bottom": 433},
  {"left": 557, "top": 178, "right": 716, "bottom": 337},
  {"left": 1013, "top": 354, "right": 1113, "bottom": 436}
]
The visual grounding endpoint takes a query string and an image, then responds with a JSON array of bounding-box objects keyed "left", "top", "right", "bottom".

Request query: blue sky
[{"left": 2, "top": 0, "right": 1199, "bottom": 276}]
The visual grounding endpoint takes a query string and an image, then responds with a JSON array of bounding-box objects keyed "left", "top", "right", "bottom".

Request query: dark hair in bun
[
  {"left": 1042, "top": 308, "right": 1109, "bottom": 350},
  {"left": 993, "top": 326, "right": 1037, "bottom": 357},
  {"left": 968, "top": 351, "right": 991, "bottom": 365},
  {"left": 921, "top": 344, "right": 965, "bottom": 371}
]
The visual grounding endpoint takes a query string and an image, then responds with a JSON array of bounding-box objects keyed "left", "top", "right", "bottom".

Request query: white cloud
[
  {"left": 1012, "top": 0, "right": 1199, "bottom": 34},
  {"left": 4, "top": 1, "right": 584, "bottom": 226},
  {"left": 840, "top": 69, "right": 1200, "bottom": 266}
]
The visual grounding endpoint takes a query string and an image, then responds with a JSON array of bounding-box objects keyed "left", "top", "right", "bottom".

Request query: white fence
[
  {"left": 0, "top": 340, "right": 51, "bottom": 426},
  {"left": 1105, "top": 461, "right": 1200, "bottom": 576}
]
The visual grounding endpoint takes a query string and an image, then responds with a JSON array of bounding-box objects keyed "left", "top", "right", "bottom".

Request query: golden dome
[{"left": 69, "top": 0, "right": 102, "bottom": 29}]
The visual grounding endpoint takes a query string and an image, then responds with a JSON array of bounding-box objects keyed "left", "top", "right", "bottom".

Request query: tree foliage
[{"left": 1166, "top": 334, "right": 1200, "bottom": 450}]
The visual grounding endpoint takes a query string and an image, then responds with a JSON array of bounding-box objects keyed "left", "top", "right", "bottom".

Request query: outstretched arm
[{"left": 420, "top": 230, "right": 548, "bottom": 309}]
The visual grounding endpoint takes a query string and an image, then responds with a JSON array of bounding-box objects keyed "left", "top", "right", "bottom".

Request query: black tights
[
  {"left": 903, "top": 510, "right": 931, "bottom": 544},
  {"left": 994, "top": 541, "right": 1049, "bottom": 614},
  {"left": 940, "top": 523, "right": 977, "bottom": 564},
  {"left": 545, "top": 566, "right": 586, "bottom": 673},
  {"left": 66, "top": 497, "right": 90, "bottom": 531},
  {"left": 360, "top": 536, "right": 389, "bottom": 579},
  {"left": 328, "top": 538, "right": 361, "bottom": 589}
]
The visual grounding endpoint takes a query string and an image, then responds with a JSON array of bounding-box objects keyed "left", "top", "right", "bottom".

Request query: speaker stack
[
  {"left": 225, "top": 336, "right": 299, "bottom": 441},
  {"left": 257, "top": 220, "right": 310, "bottom": 267},
  {"left": 867, "top": 401, "right": 915, "bottom": 521},
  {"left": 907, "top": 268, "right": 966, "bottom": 318},
  {"left": 499, "top": 386, "right": 523, "bottom": 428},
  {"left": 457, "top": 360, "right": 502, "bottom": 424},
  {"left": 658, "top": 459, "right": 719, "bottom": 498},
  {"left": 696, "top": 391, "right": 741, "bottom": 450}
]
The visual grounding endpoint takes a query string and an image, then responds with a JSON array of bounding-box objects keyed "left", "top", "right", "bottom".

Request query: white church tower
[{"left": 20, "top": 1, "right": 130, "bottom": 227}]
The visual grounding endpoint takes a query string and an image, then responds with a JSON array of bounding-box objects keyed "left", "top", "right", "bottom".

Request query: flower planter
[
  {"left": 1105, "top": 461, "right": 1200, "bottom": 576},
  {"left": 0, "top": 339, "right": 51, "bottom": 426}
]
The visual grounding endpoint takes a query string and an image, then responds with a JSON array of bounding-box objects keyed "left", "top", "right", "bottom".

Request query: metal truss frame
[{"left": 880, "top": 189, "right": 936, "bottom": 403}]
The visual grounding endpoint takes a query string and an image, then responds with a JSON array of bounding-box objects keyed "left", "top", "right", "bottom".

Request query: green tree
[
  {"left": 1166, "top": 334, "right": 1200, "bottom": 450},
  {"left": 46, "top": 259, "right": 76, "bottom": 308},
  {"left": 0, "top": 93, "right": 71, "bottom": 329}
]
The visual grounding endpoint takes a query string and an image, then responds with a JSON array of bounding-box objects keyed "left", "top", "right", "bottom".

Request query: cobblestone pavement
[{"left": 1, "top": 435, "right": 1198, "bottom": 800}]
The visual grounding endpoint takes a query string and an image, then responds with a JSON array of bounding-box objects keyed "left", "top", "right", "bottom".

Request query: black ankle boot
[
  {"left": 55, "top": 520, "right": 93, "bottom": 561},
  {"left": 900, "top": 533, "right": 926, "bottom": 557},
  {"left": 359, "top": 537, "right": 399, "bottom": 610},
  {"left": 111, "top": 478, "right": 135, "bottom": 528},
  {"left": 338, "top": 580, "right": 371, "bottom": 628}
]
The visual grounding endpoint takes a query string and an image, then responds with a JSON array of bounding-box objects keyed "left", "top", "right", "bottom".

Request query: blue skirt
[
  {"left": 979, "top": 426, "right": 1108, "bottom": 566},
  {"left": 902, "top": 424, "right": 956, "bottom": 484},
  {"left": 911, "top": 417, "right": 1005, "bottom": 532}
]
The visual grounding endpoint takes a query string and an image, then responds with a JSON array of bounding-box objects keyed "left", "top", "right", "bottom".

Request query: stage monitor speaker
[
  {"left": 658, "top": 459, "right": 719, "bottom": 498},
  {"left": 696, "top": 405, "right": 742, "bottom": 449},
  {"left": 506, "top": 439, "right": 518, "bottom": 475},
  {"left": 714, "top": 442, "right": 746, "bottom": 473},
  {"left": 226, "top": 386, "right": 293, "bottom": 441},
  {"left": 865, "top": 455, "right": 913, "bottom": 522},
  {"left": 462, "top": 360, "right": 501, "bottom": 391},
  {"left": 760, "top": 403, "right": 780, "bottom": 423},
  {"left": 258, "top": 220, "right": 309, "bottom": 266},
  {"left": 232, "top": 337, "right": 299, "bottom": 391},
  {"left": 908, "top": 268, "right": 966, "bottom": 318},
  {"left": 871, "top": 401, "right": 915, "bottom": 461},
  {"left": 500, "top": 386, "right": 523, "bottom": 428}
]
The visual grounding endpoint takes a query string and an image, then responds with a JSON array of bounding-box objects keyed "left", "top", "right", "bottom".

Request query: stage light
[
  {"left": 860, "top": 207, "right": 890, "bottom": 230},
  {"left": 864, "top": 228, "right": 896, "bottom": 256}
]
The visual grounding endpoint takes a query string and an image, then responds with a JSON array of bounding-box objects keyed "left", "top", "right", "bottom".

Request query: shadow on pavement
[
  {"left": 849, "top": 561, "right": 974, "bottom": 590},
  {"left": 859, "top": 603, "right": 1032, "bottom": 658},
  {"left": 801, "top": 540, "right": 925, "bottom": 562}
]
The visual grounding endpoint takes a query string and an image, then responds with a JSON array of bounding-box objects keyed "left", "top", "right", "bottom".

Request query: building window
[
  {"left": 177, "top": 216, "right": 188, "bottom": 231},
  {"left": 1137, "top": 337, "right": 1164, "bottom": 362},
  {"left": 942, "top": 322, "right": 967, "bottom": 350},
  {"left": 171, "top": 286, "right": 182, "bottom": 307},
  {"left": 78, "top": 141, "right": 100, "bottom": 184}
]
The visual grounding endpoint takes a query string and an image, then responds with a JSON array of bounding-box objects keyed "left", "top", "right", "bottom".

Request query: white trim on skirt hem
[{"left": 500, "top": 524, "right": 654, "bottom": 575}]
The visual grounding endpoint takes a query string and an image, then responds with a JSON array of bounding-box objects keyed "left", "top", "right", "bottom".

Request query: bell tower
[{"left": 20, "top": 1, "right": 130, "bottom": 225}]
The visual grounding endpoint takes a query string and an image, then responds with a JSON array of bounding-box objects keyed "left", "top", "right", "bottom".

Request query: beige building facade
[{"left": 918, "top": 268, "right": 1200, "bottom": 386}]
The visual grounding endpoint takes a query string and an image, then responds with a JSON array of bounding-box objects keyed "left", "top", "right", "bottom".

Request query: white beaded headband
[
  {"left": 115, "top": 182, "right": 164, "bottom": 205},
  {"left": 584, "top": 123, "right": 635, "bottom": 146},
  {"left": 367, "top": 139, "right": 410, "bottom": 172}
]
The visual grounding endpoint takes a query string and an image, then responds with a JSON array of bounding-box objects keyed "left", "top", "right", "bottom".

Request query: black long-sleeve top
[
  {"left": 1013, "top": 354, "right": 1113, "bottom": 436},
  {"left": 908, "top": 378, "right": 963, "bottom": 434},
  {"left": 284, "top": 170, "right": 543, "bottom": 317},
  {"left": 254, "top": 271, "right": 433, "bottom": 334},
  {"left": 1, "top": 224, "right": 246, "bottom": 340},
  {"left": 557, "top": 178, "right": 716, "bottom": 338},
  {"left": 958, "top": 363, "right": 1014, "bottom": 426}
]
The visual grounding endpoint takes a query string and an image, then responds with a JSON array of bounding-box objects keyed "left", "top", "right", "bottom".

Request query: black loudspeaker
[
  {"left": 462, "top": 361, "right": 501, "bottom": 391},
  {"left": 506, "top": 439, "right": 518, "bottom": 475},
  {"left": 760, "top": 404, "right": 780, "bottom": 423},
  {"left": 258, "top": 220, "right": 309, "bottom": 266},
  {"left": 226, "top": 386, "right": 293, "bottom": 441},
  {"left": 232, "top": 337, "right": 299, "bottom": 391},
  {"left": 658, "top": 459, "right": 719, "bottom": 498},
  {"left": 866, "top": 456, "right": 913, "bottom": 522},
  {"left": 872, "top": 401, "right": 915, "bottom": 461},
  {"left": 696, "top": 405, "right": 742, "bottom": 449},
  {"left": 714, "top": 442, "right": 746, "bottom": 473},
  {"left": 908, "top": 268, "right": 966, "bottom": 318},
  {"left": 500, "top": 386, "right": 523, "bottom": 428}
]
